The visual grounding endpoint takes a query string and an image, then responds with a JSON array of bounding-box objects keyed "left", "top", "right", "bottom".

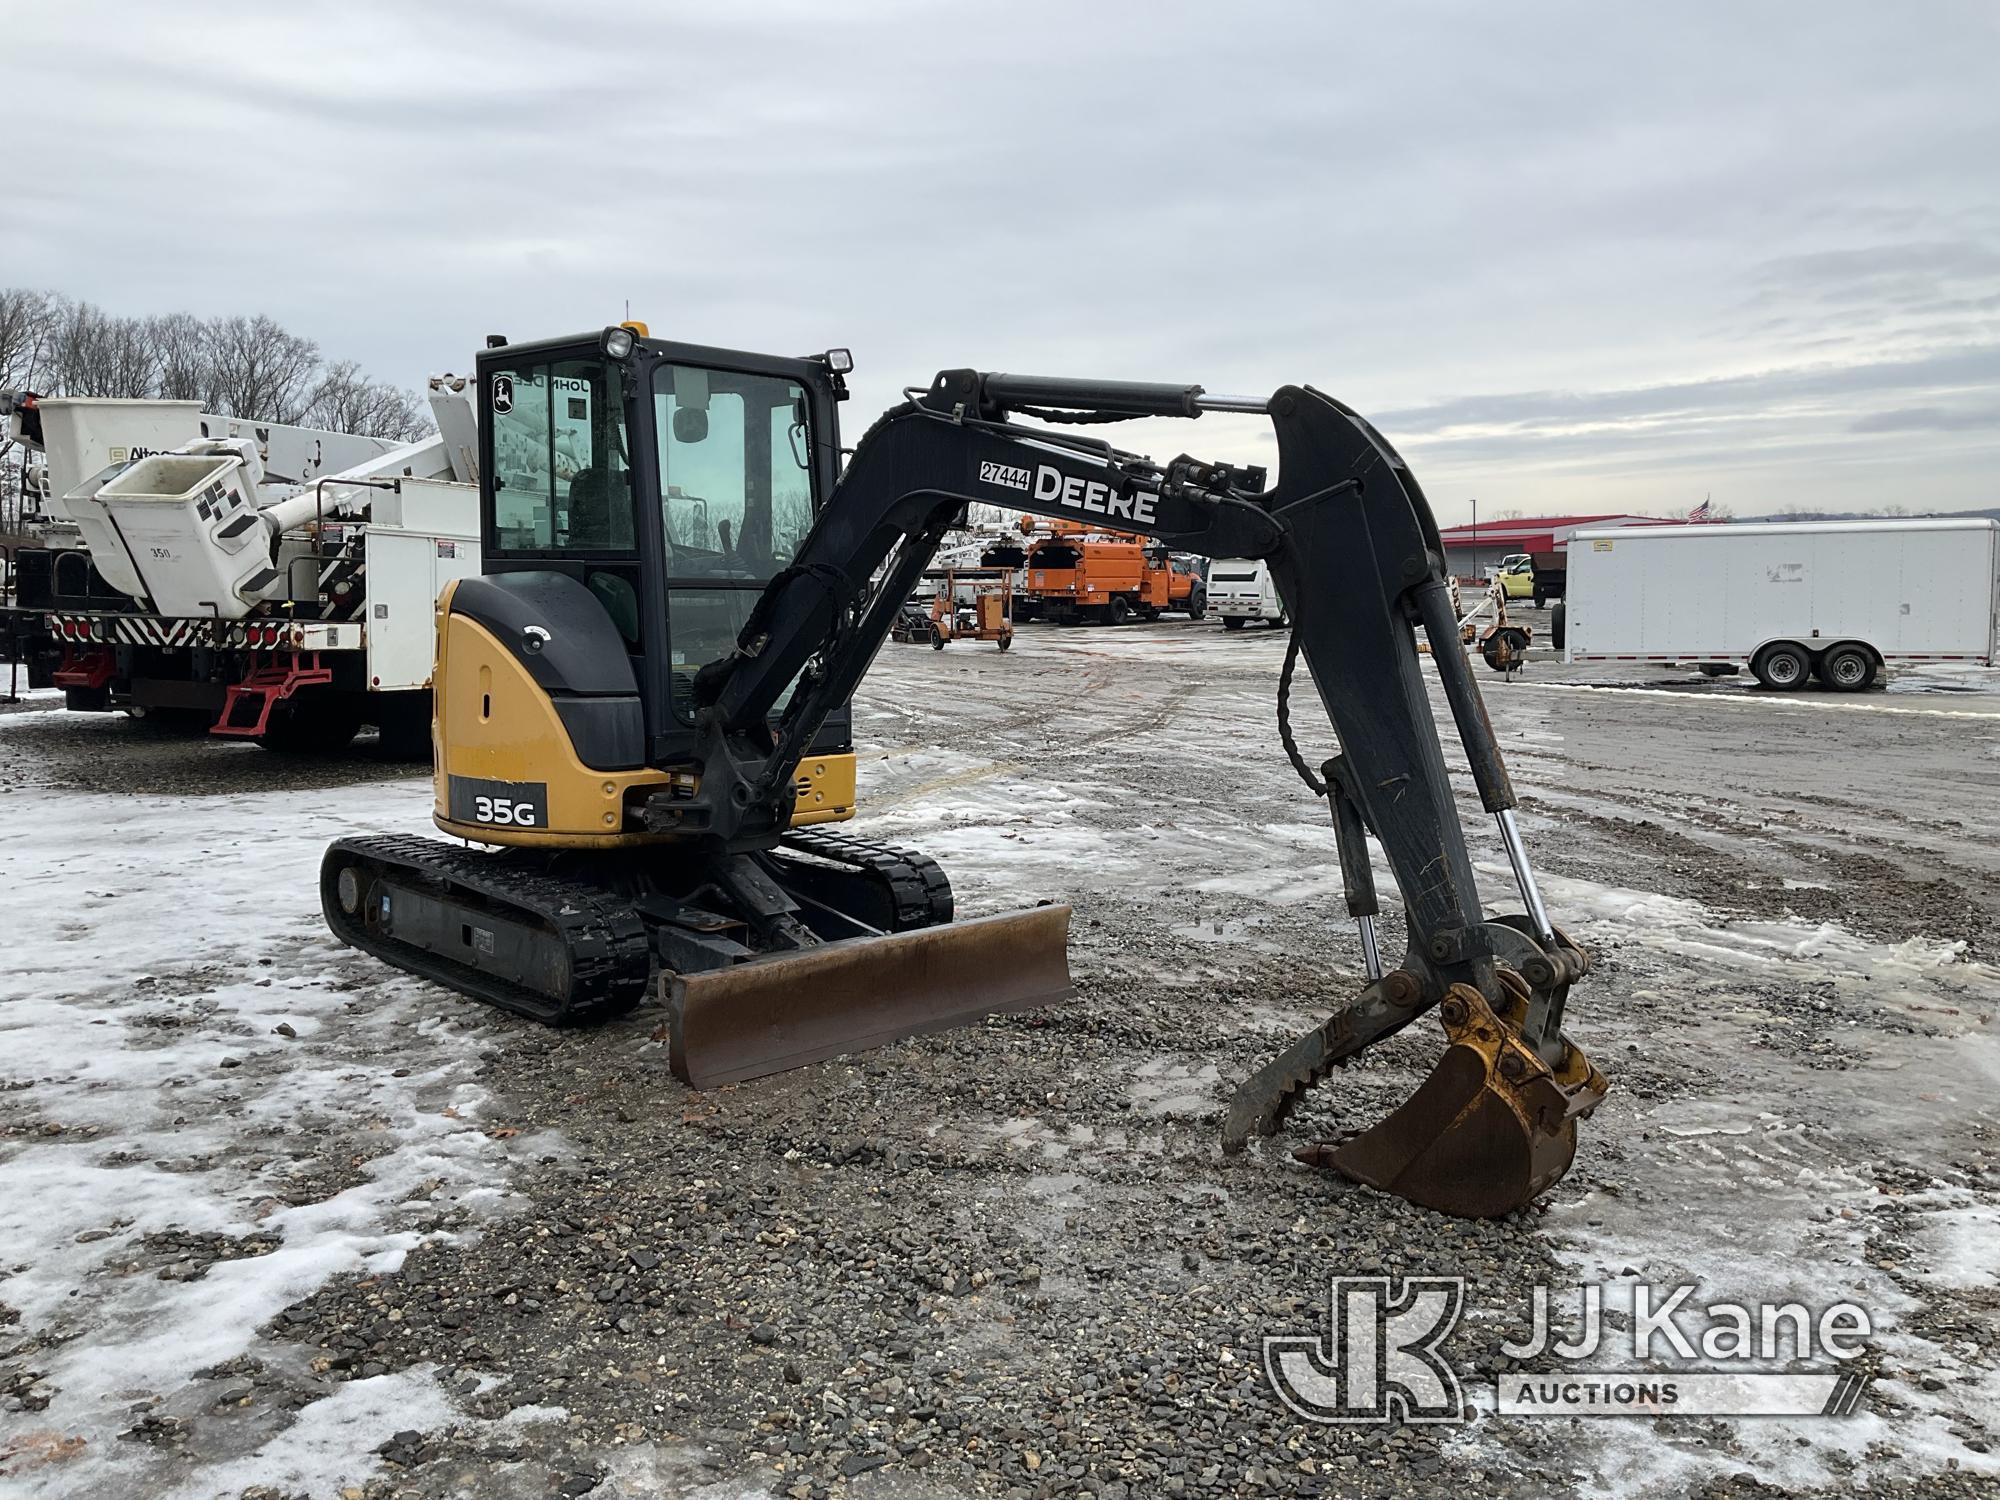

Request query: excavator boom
[{"left": 673, "top": 366, "right": 1607, "bottom": 1216}]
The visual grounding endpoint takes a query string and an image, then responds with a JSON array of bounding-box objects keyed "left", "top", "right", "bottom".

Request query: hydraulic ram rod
[{"left": 978, "top": 374, "right": 1208, "bottom": 416}]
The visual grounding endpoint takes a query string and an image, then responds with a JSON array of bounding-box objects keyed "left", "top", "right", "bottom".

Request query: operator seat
[{"left": 566, "top": 466, "right": 613, "bottom": 548}]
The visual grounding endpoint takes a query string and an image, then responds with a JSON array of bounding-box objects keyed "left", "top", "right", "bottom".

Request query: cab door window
[
  {"left": 651, "top": 363, "right": 818, "bottom": 721},
  {"left": 488, "top": 357, "right": 634, "bottom": 554}
]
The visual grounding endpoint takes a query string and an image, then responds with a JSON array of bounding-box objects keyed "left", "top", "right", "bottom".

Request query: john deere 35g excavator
[{"left": 323, "top": 326, "right": 1607, "bottom": 1218}]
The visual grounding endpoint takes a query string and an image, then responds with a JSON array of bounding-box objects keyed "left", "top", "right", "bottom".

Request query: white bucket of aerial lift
[
  {"left": 17, "top": 398, "right": 206, "bottom": 526},
  {"left": 75, "top": 438, "right": 303, "bottom": 620}
]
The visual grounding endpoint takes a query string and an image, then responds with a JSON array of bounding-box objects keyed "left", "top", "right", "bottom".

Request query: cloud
[
  {"left": 1377, "top": 345, "right": 2000, "bottom": 436},
  {"left": 4, "top": 0, "right": 1998, "bottom": 521},
  {"left": 1850, "top": 405, "right": 2000, "bottom": 434}
]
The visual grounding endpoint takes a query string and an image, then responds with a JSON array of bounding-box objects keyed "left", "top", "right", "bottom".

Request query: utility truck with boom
[
  {"left": 323, "top": 327, "right": 1607, "bottom": 1219},
  {"left": 3, "top": 383, "right": 479, "bottom": 750}
]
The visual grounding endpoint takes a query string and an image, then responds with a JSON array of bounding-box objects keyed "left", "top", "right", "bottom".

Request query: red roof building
[{"left": 1437, "top": 513, "right": 1657, "bottom": 576}]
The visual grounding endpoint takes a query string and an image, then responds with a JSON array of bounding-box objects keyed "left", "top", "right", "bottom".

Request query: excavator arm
[{"left": 677, "top": 370, "right": 1607, "bottom": 1217}]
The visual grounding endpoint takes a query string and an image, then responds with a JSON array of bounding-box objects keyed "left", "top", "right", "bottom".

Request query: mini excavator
[{"left": 323, "top": 327, "right": 1607, "bottom": 1218}]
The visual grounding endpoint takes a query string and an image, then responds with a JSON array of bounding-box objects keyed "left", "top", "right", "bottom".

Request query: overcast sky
[{"left": 10, "top": 2, "right": 1997, "bottom": 521}]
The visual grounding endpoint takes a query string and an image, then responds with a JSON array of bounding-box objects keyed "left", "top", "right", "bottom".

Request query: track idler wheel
[{"left": 1299, "top": 980, "right": 1607, "bottom": 1218}]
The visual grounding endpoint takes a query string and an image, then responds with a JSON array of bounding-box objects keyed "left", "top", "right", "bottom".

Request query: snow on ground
[
  {"left": 0, "top": 755, "right": 551, "bottom": 1497},
  {"left": 1461, "top": 864, "right": 2000, "bottom": 1495},
  {"left": 151, "top": 1368, "right": 460, "bottom": 1500},
  {"left": 0, "top": 685, "right": 65, "bottom": 711},
  {"left": 874, "top": 643, "right": 2000, "bottom": 1496},
  {"left": 4, "top": 621, "right": 1998, "bottom": 1495}
]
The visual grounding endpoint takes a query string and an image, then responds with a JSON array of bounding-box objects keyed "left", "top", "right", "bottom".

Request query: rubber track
[
  {"left": 322, "top": 834, "right": 650, "bottom": 1025},
  {"left": 774, "top": 827, "right": 953, "bottom": 931}
]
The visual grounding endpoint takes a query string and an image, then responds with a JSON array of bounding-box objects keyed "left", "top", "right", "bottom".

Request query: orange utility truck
[{"left": 1000, "top": 518, "right": 1206, "bottom": 624}]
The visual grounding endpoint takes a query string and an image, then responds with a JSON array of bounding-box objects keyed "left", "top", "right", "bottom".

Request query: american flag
[{"left": 1688, "top": 496, "right": 1713, "bottom": 522}]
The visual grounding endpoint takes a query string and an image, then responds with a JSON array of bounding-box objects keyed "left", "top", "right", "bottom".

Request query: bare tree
[
  {"left": 147, "top": 311, "right": 215, "bottom": 403},
  {"left": 303, "top": 361, "right": 431, "bottom": 441},
  {"left": 46, "top": 299, "right": 160, "bottom": 399},
  {"left": 7, "top": 289, "right": 431, "bottom": 438},
  {"left": 205, "top": 314, "right": 322, "bottom": 423},
  {"left": 0, "top": 288, "right": 57, "bottom": 390}
]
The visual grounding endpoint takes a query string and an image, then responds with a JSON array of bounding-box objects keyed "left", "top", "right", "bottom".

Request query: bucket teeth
[{"left": 1303, "top": 983, "right": 1608, "bottom": 1218}]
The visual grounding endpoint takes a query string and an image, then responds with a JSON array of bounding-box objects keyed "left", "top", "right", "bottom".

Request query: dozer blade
[
  {"left": 1298, "top": 982, "right": 1608, "bottom": 1219},
  {"left": 670, "top": 904, "right": 1072, "bottom": 1087}
]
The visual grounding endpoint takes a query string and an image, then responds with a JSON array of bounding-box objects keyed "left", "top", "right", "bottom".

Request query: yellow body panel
[{"left": 428, "top": 581, "right": 854, "bottom": 847}]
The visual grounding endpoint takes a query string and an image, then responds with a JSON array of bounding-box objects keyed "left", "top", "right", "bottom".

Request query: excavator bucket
[
  {"left": 670, "top": 904, "right": 1074, "bottom": 1087},
  {"left": 1299, "top": 983, "right": 1608, "bottom": 1218}
]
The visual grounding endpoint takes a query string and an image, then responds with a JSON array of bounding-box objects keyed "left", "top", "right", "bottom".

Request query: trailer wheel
[
  {"left": 1751, "top": 642, "right": 1811, "bottom": 691},
  {"left": 996, "top": 632, "right": 1012, "bottom": 651},
  {"left": 1550, "top": 601, "right": 1566, "bottom": 651},
  {"left": 930, "top": 624, "right": 947, "bottom": 650},
  {"left": 1816, "top": 643, "right": 1877, "bottom": 692},
  {"left": 1223, "top": 616, "right": 1247, "bottom": 631}
]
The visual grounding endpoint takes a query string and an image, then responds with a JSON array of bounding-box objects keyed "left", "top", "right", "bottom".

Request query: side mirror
[
  {"left": 671, "top": 365, "right": 711, "bottom": 411},
  {"left": 673, "top": 407, "right": 709, "bottom": 444}
]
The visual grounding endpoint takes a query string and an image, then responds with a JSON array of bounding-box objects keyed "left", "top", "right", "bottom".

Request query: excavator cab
[{"left": 464, "top": 327, "right": 854, "bottom": 804}]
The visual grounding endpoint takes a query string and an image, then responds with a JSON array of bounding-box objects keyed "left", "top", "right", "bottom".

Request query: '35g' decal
[
  {"left": 474, "top": 795, "right": 538, "bottom": 826},
  {"left": 448, "top": 775, "right": 549, "bottom": 830}
]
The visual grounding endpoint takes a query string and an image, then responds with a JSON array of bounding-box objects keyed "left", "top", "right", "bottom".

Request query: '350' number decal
[{"left": 447, "top": 775, "right": 549, "bottom": 831}]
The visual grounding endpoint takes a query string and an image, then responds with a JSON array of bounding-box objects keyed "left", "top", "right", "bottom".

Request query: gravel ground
[{"left": 2, "top": 620, "right": 1998, "bottom": 1499}]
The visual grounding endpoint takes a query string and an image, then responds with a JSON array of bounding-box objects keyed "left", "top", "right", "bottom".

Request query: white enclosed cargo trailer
[{"left": 1562, "top": 518, "right": 2000, "bottom": 690}]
